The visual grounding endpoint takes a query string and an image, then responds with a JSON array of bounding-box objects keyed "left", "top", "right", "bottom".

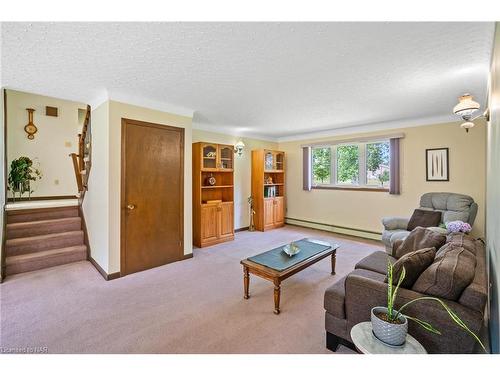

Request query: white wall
[
  {"left": 0, "top": 88, "right": 5, "bottom": 282},
  {"left": 6, "top": 90, "right": 86, "bottom": 198},
  {"left": 278, "top": 120, "right": 486, "bottom": 239},
  {"left": 192, "top": 129, "right": 278, "bottom": 229},
  {"left": 487, "top": 22, "right": 500, "bottom": 354},
  {"left": 82, "top": 101, "right": 110, "bottom": 272},
  {"left": 83, "top": 100, "right": 193, "bottom": 275}
]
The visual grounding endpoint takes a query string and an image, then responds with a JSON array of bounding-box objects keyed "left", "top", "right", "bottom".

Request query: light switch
[
  {"left": 54, "top": 179, "right": 59, "bottom": 185},
  {"left": 65, "top": 141, "right": 72, "bottom": 147}
]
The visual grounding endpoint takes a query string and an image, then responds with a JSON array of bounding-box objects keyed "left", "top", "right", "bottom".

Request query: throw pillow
[
  {"left": 407, "top": 209, "right": 442, "bottom": 231},
  {"left": 385, "top": 247, "right": 436, "bottom": 289},
  {"left": 395, "top": 226, "right": 446, "bottom": 259},
  {"left": 413, "top": 245, "right": 476, "bottom": 300}
]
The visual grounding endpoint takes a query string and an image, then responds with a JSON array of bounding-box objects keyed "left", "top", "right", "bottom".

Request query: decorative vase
[
  {"left": 371, "top": 307, "right": 408, "bottom": 346},
  {"left": 249, "top": 210, "right": 255, "bottom": 231}
]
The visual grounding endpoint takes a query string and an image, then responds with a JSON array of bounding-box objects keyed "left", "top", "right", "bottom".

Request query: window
[
  {"left": 311, "top": 140, "right": 390, "bottom": 189},
  {"left": 312, "top": 147, "right": 331, "bottom": 184}
]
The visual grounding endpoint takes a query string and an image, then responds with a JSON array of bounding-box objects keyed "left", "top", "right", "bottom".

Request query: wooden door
[
  {"left": 201, "top": 204, "right": 219, "bottom": 242},
  {"left": 121, "top": 119, "right": 184, "bottom": 276},
  {"left": 263, "top": 198, "right": 275, "bottom": 228},
  {"left": 274, "top": 197, "right": 285, "bottom": 225},
  {"left": 219, "top": 202, "right": 234, "bottom": 238}
]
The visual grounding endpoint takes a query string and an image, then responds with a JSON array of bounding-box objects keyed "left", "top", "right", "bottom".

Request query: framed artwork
[{"left": 426, "top": 148, "right": 449, "bottom": 181}]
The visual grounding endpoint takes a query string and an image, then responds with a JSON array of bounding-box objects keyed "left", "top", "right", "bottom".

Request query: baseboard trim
[
  {"left": 285, "top": 217, "right": 382, "bottom": 241},
  {"left": 235, "top": 226, "right": 249, "bottom": 233},
  {"left": 183, "top": 253, "right": 193, "bottom": 260},
  {"left": 7, "top": 195, "right": 78, "bottom": 202},
  {"left": 89, "top": 256, "right": 121, "bottom": 281}
]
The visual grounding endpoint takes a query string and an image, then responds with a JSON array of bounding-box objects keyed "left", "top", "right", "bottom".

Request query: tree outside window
[
  {"left": 336, "top": 145, "right": 359, "bottom": 184},
  {"left": 312, "top": 147, "right": 331, "bottom": 184},
  {"left": 366, "top": 142, "right": 390, "bottom": 186}
]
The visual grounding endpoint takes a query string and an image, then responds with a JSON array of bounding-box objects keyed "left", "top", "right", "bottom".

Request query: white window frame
[{"left": 311, "top": 140, "right": 390, "bottom": 190}]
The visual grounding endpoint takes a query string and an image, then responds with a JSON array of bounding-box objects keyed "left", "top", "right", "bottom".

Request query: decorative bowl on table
[{"left": 283, "top": 242, "right": 300, "bottom": 257}]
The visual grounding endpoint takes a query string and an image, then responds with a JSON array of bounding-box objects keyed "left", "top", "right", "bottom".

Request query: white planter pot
[{"left": 371, "top": 306, "right": 408, "bottom": 346}]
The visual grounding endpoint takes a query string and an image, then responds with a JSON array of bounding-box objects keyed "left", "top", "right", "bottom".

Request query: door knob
[{"left": 127, "top": 204, "right": 136, "bottom": 210}]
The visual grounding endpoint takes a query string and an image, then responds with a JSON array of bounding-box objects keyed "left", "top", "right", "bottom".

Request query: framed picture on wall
[{"left": 426, "top": 148, "right": 449, "bottom": 181}]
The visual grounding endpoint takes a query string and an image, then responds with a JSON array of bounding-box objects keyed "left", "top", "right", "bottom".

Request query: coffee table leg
[
  {"left": 331, "top": 251, "right": 336, "bottom": 275},
  {"left": 243, "top": 266, "right": 250, "bottom": 299},
  {"left": 273, "top": 279, "right": 281, "bottom": 314}
]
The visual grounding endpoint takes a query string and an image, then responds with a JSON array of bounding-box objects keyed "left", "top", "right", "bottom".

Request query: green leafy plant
[
  {"left": 378, "top": 170, "right": 390, "bottom": 186},
  {"left": 7, "top": 156, "right": 42, "bottom": 199},
  {"left": 312, "top": 147, "right": 331, "bottom": 184},
  {"left": 385, "top": 261, "right": 486, "bottom": 352}
]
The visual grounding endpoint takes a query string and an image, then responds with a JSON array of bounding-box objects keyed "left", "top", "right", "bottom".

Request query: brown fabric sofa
[{"left": 324, "top": 233, "right": 488, "bottom": 354}]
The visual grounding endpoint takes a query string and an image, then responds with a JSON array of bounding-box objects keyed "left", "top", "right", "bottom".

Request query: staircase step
[
  {"left": 6, "top": 231, "right": 84, "bottom": 257},
  {"left": 6, "top": 245, "right": 87, "bottom": 275},
  {"left": 7, "top": 206, "right": 79, "bottom": 224},
  {"left": 6, "top": 217, "right": 82, "bottom": 239}
]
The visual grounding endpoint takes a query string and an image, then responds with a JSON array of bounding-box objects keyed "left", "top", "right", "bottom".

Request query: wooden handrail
[
  {"left": 71, "top": 104, "right": 91, "bottom": 197},
  {"left": 70, "top": 153, "right": 84, "bottom": 192}
]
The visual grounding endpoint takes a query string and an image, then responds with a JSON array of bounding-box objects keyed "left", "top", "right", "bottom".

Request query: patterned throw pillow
[
  {"left": 385, "top": 247, "right": 436, "bottom": 289},
  {"left": 395, "top": 227, "right": 446, "bottom": 259}
]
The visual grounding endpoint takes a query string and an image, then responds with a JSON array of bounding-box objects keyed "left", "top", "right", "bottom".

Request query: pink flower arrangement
[{"left": 446, "top": 220, "right": 472, "bottom": 234}]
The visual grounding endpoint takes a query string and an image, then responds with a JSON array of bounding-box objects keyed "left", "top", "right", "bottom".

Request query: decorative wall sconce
[
  {"left": 234, "top": 140, "right": 245, "bottom": 156},
  {"left": 24, "top": 108, "right": 38, "bottom": 140},
  {"left": 453, "top": 93, "right": 489, "bottom": 133}
]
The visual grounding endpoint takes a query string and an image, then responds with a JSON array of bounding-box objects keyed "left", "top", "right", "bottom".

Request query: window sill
[{"left": 312, "top": 185, "right": 389, "bottom": 192}]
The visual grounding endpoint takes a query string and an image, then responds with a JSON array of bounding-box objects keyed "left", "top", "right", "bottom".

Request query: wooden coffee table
[{"left": 240, "top": 238, "right": 338, "bottom": 314}]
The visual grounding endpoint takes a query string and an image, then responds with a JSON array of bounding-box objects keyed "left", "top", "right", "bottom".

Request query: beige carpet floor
[{"left": 0, "top": 225, "right": 382, "bottom": 353}]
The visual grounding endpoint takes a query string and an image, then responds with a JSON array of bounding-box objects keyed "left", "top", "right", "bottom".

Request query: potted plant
[
  {"left": 371, "top": 261, "right": 486, "bottom": 351},
  {"left": 7, "top": 156, "right": 42, "bottom": 201}
]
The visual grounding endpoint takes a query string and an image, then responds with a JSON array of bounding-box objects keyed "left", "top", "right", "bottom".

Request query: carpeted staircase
[{"left": 5, "top": 205, "right": 87, "bottom": 276}]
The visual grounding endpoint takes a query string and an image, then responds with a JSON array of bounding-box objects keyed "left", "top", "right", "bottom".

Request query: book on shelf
[{"left": 264, "top": 186, "right": 277, "bottom": 198}]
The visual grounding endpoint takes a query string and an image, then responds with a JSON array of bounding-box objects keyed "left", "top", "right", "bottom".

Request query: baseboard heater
[{"left": 285, "top": 217, "right": 382, "bottom": 241}]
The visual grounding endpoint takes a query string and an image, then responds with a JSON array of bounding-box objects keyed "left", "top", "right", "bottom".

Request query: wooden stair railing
[
  {"left": 70, "top": 105, "right": 91, "bottom": 197},
  {"left": 70, "top": 152, "right": 84, "bottom": 192}
]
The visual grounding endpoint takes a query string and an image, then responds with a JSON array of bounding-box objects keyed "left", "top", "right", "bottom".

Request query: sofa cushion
[
  {"left": 395, "top": 227, "right": 446, "bottom": 259},
  {"left": 324, "top": 269, "right": 387, "bottom": 319},
  {"left": 385, "top": 247, "right": 436, "bottom": 289},
  {"left": 444, "top": 232, "right": 477, "bottom": 256},
  {"left": 407, "top": 209, "right": 442, "bottom": 231},
  {"left": 355, "top": 251, "right": 396, "bottom": 274},
  {"left": 413, "top": 244, "right": 477, "bottom": 300},
  {"left": 420, "top": 192, "right": 474, "bottom": 224}
]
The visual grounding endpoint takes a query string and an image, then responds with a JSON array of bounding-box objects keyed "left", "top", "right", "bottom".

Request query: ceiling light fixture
[{"left": 453, "top": 93, "right": 489, "bottom": 133}]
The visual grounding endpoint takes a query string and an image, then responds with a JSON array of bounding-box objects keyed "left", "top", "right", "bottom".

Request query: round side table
[{"left": 350, "top": 322, "right": 427, "bottom": 354}]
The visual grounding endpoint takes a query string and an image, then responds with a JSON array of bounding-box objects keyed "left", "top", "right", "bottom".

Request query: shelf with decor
[
  {"left": 251, "top": 149, "right": 286, "bottom": 231},
  {"left": 193, "top": 142, "right": 235, "bottom": 247}
]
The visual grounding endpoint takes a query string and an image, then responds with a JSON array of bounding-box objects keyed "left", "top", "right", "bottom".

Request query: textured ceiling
[{"left": 0, "top": 22, "right": 495, "bottom": 140}]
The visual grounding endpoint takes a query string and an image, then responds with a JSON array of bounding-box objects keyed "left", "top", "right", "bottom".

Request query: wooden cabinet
[
  {"left": 252, "top": 149, "right": 286, "bottom": 231},
  {"left": 263, "top": 198, "right": 275, "bottom": 228},
  {"left": 273, "top": 196, "right": 285, "bottom": 225},
  {"left": 193, "top": 142, "right": 235, "bottom": 247},
  {"left": 201, "top": 143, "right": 234, "bottom": 171},
  {"left": 263, "top": 197, "right": 285, "bottom": 230},
  {"left": 200, "top": 204, "right": 219, "bottom": 242},
  {"left": 200, "top": 202, "right": 234, "bottom": 244}
]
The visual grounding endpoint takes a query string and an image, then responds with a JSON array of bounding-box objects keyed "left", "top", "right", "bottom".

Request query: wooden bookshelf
[
  {"left": 251, "top": 149, "right": 286, "bottom": 231},
  {"left": 193, "top": 142, "right": 235, "bottom": 247}
]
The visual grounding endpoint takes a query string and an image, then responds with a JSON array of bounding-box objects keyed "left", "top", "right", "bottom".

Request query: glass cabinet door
[
  {"left": 202, "top": 144, "right": 218, "bottom": 169},
  {"left": 275, "top": 152, "right": 284, "bottom": 171},
  {"left": 264, "top": 151, "right": 274, "bottom": 171},
  {"left": 219, "top": 145, "right": 234, "bottom": 170}
]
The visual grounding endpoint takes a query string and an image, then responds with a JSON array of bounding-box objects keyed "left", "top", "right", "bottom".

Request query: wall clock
[{"left": 24, "top": 108, "right": 37, "bottom": 140}]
